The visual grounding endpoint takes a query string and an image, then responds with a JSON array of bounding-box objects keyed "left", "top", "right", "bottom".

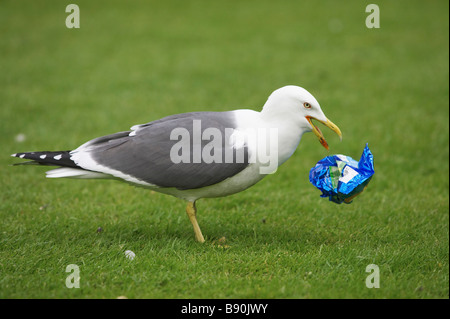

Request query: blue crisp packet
[{"left": 309, "top": 144, "right": 374, "bottom": 204}]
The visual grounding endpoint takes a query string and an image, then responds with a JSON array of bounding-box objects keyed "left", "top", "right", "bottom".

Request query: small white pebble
[
  {"left": 124, "top": 250, "right": 135, "bottom": 260},
  {"left": 15, "top": 133, "right": 26, "bottom": 143}
]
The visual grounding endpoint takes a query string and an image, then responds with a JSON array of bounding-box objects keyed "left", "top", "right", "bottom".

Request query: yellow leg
[{"left": 186, "top": 201, "right": 205, "bottom": 243}]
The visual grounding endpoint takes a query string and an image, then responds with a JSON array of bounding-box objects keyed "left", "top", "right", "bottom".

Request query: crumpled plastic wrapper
[{"left": 309, "top": 144, "right": 374, "bottom": 204}]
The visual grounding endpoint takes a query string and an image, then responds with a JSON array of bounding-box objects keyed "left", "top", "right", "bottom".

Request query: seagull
[{"left": 11, "top": 85, "right": 342, "bottom": 242}]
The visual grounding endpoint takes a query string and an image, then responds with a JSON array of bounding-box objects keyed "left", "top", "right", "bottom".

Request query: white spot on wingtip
[
  {"left": 19, "top": 154, "right": 25, "bottom": 158},
  {"left": 129, "top": 131, "right": 136, "bottom": 137},
  {"left": 54, "top": 154, "right": 62, "bottom": 160},
  {"left": 11, "top": 153, "right": 17, "bottom": 157},
  {"left": 40, "top": 154, "right": 47, "bottom": 159}
]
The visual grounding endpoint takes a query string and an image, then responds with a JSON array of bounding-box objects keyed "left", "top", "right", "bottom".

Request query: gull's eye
[{"left": 303, "top": 102, "right": 312, "bottom": 109}]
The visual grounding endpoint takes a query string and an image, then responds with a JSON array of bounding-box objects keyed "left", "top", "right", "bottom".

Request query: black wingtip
[{"left": 10, "top": 151, "right": 78, "bottom": 168}]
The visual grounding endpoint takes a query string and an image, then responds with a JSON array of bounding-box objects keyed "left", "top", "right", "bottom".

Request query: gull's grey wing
[{"left": 77, "top": 112, "right": 249, "bottom": 190}]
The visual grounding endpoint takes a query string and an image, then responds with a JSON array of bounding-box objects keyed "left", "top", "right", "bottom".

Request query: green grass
[{"left": 0, "top": 0, "right": 448, "bottom": 299}]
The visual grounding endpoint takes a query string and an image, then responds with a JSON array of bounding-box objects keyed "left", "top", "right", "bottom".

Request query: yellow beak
[{"left": 306, "top": 116, "right": 342, "bottom": 150}]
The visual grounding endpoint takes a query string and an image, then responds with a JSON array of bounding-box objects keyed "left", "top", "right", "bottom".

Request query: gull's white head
[{"left": 261, "top": 85, "right": 342, "bottom": 150}]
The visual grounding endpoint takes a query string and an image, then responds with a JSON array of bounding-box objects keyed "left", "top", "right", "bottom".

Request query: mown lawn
[{"left": 0, "top": 0, "right": 448, "bottom": 298}]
